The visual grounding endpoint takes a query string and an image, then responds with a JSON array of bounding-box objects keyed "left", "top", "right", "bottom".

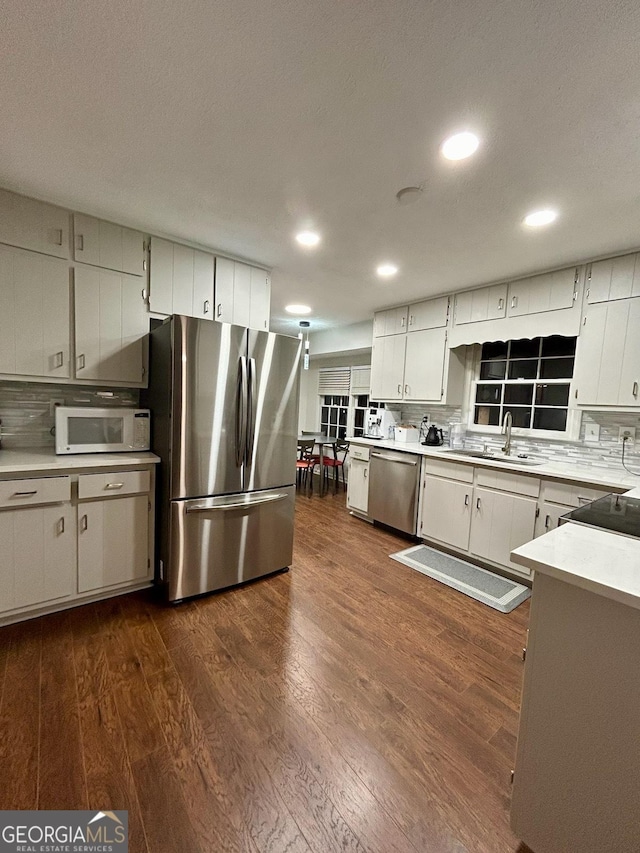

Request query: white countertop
[
  {"left": 0, "top": 447, "right": 160, "bottom": 475},
  {"left": 348, "top": 437, "right": 640, "bottom": 491},
  {"left": 510, "top": 522, "right": 640, "bottom": 611}
]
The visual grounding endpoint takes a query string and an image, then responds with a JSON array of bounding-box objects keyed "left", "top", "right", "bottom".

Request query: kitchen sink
[{"left": 440, "top": 449, "right": 543, "bottom": 467}]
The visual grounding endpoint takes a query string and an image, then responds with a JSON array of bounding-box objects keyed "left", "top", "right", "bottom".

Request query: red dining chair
[
  {"left": 296, "top": 439, "right": 318, "bottom": 495},
  {"left": 322, "top": 440, "right": 349, "bottom": 494}
]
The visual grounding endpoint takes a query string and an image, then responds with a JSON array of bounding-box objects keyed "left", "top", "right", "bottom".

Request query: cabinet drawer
[
  {"left": 0, "top": 476, "right": 71, "bottom": 509},
  {"left": 475, "top": 469, "right": 540, "bottom": 497},
  {"left": 541, "top": 480, "right": 611, "bottom": 507},
  {"left": 423, "top": 458, "right": 474, "bottom": 483},
  {"left": 349, "top": 445, "right": 370, "bottom": 462},
  {"left": 78, "top": 470, "right": 151, "bottom": 500}
]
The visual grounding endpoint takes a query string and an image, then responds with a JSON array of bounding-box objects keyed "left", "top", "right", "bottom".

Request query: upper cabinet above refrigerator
[
  {"left": 73, "top": 213, "right": 146, "bottom": 276},
  {"left": 214, "top": 257, "right": 271, "bottom": 331},
  {"left": 149, "top": 237, "right": 214, "bottom": 319}
]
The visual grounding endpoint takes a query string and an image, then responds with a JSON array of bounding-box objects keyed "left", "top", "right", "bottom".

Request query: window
[
  {"left": 352, "top": 395, "right": 384, "bottom": 437},
  {"left": 473, "top": 336, "right": 576, "bottom": 432},
  {"left": 320, "top": 395, "right": 349, "bottom": 439}
]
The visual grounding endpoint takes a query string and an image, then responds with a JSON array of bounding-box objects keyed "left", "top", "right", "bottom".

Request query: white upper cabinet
[
  {"left": 574, "top": 296, "right": 640, "bottom": 407},
  {"left": 403, "top": 328, "right": 448, "bottom": 401},
  {"left": 74, "top": 265, "right": 148, "bottom": 385},
  {"left": 407, "top": 296, "right": 449, "bottom": 331},
  {"left": 587, "top": 253, "right": 640, "bottom": 304},
  {"left": 373, "top": 306, "right": 409, "bottom": 336},
  {"left": 214, "top": 257, "right": 270, "bottom": 330},
  {"left": 149, "top": 237, "right": 214, "bottom": 320},
  {"left": 0, "top": 188, "right": 69, "bottom": 259},
  {"left": 370, "top": 334, "right": 406, "bottom": 400},
  {"left": 453, "top": 284, "right": 508, "bottom": 325},
  {"left": 73, "top": 214, "right": 145, "bottom": 276},
  {"left": 0, "top": 245, "right": 70, "bottom": 379},
  {"left": 507, "top": 268, "right": 578, "bottom": 317}
]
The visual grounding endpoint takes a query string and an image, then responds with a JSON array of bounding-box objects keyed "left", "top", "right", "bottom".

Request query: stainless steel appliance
[
  {"left": 561, "top": 493, "right": 640, "bottom": 539},
  {"left": 368, "top": 448, "right": 420, "bottom": 534},
  {"left": 365, "top": 407, "right": 397, "bottom": 439},
  {"left": 55, "top": 406, "right": 150, "bottom": 454},
  {"left": 146, "top": 316, "right": 301, "bottom": 602}
]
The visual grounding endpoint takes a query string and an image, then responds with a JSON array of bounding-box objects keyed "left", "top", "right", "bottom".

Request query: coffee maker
[{"left": 365, "top": 407, "right": 396, "bottom": 439}]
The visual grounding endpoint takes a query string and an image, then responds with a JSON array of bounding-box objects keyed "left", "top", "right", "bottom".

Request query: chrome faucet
[{"left": 502, "top": 410, "right": 513, "bottom": 456}]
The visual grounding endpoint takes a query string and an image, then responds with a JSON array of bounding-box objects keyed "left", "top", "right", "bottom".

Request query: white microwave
[{"left": 55, "top": 407, "right": 151, "bottom": 455}]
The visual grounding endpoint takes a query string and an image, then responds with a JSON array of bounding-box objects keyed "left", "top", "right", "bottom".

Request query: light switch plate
[{"left": 584, "top": 423, "right": 600, "bottom": 443}]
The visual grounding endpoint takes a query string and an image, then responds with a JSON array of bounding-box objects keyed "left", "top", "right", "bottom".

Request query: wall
[
  {"left": 308, "top": 320, "right": 373, "bottom": 357},
  {"left": 0, "top": 381, "right": 139, "bottom": 448},
  {"left": 298, "top": 353, "right": 371, "bottom": 432}
]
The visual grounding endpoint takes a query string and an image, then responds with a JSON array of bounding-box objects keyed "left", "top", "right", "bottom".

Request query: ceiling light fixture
[
  {"left": 285, "top": 303, "right": 312, "bottom": 315},
  {"left": 523, "top": 209, "right": 558, "bottom": 227},
  {"left": 376, "top": 263, "right": 399, "bottom": 278},
  {"left": 440, "top": 131, "right": 480, "bottom": 161},
  {"left": 295, "top": 230, "right": 321, "bottom": 247},
  {"left": 396, "top": 186, "right": 423, "bottom": 205}
]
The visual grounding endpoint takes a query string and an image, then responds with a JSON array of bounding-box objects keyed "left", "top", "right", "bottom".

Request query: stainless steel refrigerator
[{"left": 146, "top": 315, "right": 301, "bottom": 602}]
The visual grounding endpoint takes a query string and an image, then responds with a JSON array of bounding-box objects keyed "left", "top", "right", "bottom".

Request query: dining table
[{"left": 297, "top": 433, "right": 338, "bottom": 496}]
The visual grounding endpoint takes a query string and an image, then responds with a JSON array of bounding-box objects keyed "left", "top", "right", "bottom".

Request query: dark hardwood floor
[{"left": 0, "top": 491, "right": 531, "bottom": 853}]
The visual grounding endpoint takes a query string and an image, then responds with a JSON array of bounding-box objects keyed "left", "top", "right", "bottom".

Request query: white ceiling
[{"left": 2, "top": 1, "right": 640, "bottom": 334}]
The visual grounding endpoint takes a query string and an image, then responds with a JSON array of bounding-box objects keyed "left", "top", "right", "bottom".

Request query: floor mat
[{"left": 390, "top": 544, "right": 531, "bottom": 613}]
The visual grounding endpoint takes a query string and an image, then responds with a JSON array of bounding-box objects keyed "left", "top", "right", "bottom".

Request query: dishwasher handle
[{"left": 370, "top": 452, "right": 418, "bottom": 466}]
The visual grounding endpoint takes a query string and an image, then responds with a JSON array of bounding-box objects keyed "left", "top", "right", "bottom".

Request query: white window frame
[{"left": 465, "top": 341, "right": 581, "bottom": 442}]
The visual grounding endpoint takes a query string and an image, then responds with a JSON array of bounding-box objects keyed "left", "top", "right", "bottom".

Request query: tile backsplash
[
  {"left": 389, "top": 403, "right": 640, "bottom": 475},
  {"left": 0, "top": 381, "right": 140, "bottom": 448}
]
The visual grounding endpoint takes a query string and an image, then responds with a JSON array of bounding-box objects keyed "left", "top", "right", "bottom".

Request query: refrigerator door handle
[
  {"left": 185, "top": 492, "right": 289, "bottom": 512},
  {"left": 246, "top": 357, "right": 257, "bottom": 466},
  {"left": 236, "top": 356, "right": 248, "bottom": 467}
]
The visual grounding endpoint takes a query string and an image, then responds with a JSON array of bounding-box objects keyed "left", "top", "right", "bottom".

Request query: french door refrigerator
[{"left": 147, "top": 315, "right": 301, "bottom": 602}]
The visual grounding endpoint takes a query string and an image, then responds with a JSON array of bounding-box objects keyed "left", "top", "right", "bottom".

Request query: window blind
[{"left": 318, "top": 367, "right": 351, "bottom": 395}]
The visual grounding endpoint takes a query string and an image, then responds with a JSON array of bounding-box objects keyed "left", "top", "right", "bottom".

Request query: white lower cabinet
[
  {"left": 534, "top": 501, "right": 571, "bottom": 538},
  {"left": 78, "top": 494, "right": 149, "bottom": 592},
  {"left": 347, "top": 457, "right": 370, "bottom": 514},
  {"left": 469, "top": 487, "right": 538, "bottom": 575},
  {"left": 420, "top": 475, "right": 472, "bottom": 551}
]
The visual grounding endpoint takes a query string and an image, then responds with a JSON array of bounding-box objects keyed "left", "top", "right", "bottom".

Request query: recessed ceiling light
[
  {"left": 376, "top": 263, "right": 399, "bottom": 278},
  {"left": 285, "top": 304, "right": 312, "bottom": 315},
  {"left": 441, "top": 131, "right": 480, "bottom": 161},
  {"left": 523, "top": 209, "right": 558, "bottom": 227},
  {"left": 295, "top": 230, "right": 321, "bottom": 247},
  {"left": 396, "top": 186, "right": 423, "bottom": 205}
]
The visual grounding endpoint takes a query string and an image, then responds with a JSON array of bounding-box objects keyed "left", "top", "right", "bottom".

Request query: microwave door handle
[
  {"left": 246, "top": 357, "right": 257, "bottom": 467},
  {"left": 236, "top": 357, "right": 248, "bottom": 468}
]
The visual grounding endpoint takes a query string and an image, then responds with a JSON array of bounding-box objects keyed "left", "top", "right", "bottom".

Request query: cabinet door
[
  {"left": 74, "top": 214, "right": 145, "bottom": 275},
  {"left": 232, "top": 262, "right": 252, "bottom": 326},
  {"left": 534, "top": 502, "right": 572, "bottom": 538},
  {"left": 192, "top": 250, "right": 215, "bottom": 320},
  {"left": 346, "top": 458, "right": 369, "bottom": 513},
  {"left": 587, "top": 253, "right": 640, "bottom": 304},
  {"left": 407, "top": 296, "right": 449, "bottom": 331},
  {"left": 508, "top": 268, "right": 577, "bottom": 316},
  {"left": 374, "top": 307, "right": 408, "bottom": 336},
  {"left": 371, "top": 335, "right": 406, "bottom": 399},
  {"left": 0, "top": 504, "right": 75, "bottom": 613},
  {"left": 249, "top": 267, "right": 270, "bottom": 330},
  {"left": 0, "top": 188, "right": 69, "bottom": 259},
  {"left": 214, "top": 256, "right": 235, "bottom": 323},
  {"left": 171, "top": 243, "right": 195, "bottom": 316},
  {"left": 469, "top": 488, "right": 537, "bottom": 573},
  {"left": 575, "top": 297, "right": 640, "bottom": 406},
  {"left": 420, "top": 476, "right": 472, "bottom": 551},
  {"left": 403, "top": 328, "right": 446, "bottom": 401},
  {"left": 454, "top": 284, "right": 507, "bottom": 324},
  {"left": 149, "top": 236, "right": 174, "bottom": 315},
  {"left": 78, "top": 495, "right": 149, "bottom": 592},
  {"left": 75, "top": 266, "right": 148, "bottom": 384},
  {"left": 0, "top": 246, "right": 70, "bottom": 379}
]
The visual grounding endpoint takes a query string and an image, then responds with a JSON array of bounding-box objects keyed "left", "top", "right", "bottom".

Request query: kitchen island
[{"left": 508, "top": 522, "right": 640, "bottom": 853}]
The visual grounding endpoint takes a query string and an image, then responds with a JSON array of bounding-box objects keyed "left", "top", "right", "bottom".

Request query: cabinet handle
[
  {"left": 364, "top": 469, "right": 368, "bottom": 478},
  {"left": 57, "top": 517, "right": 65, "bottom": 535},
  {"left": 633, "top": 381, "right": 639, "bottom": 398},
  {"left": 203, "top": 300, "right": 210, "bottom": 314},
  {"left": 401, "top": 316, "right": 406, "bottom": 327},
  {"left": 498, "top": 298, "right": 504, "bottom": 310},
  {"left": 545, "top": 514, "right": 551, "bottom": 529},
  {"left": 464, "top": 494, "right": 469, "bottom": 506},
  {"left": 104, "top": 482, "right": 124, "bottom": 490},
  {"left": 76, "top": 234, "right": 84, "bottom": 252},
  {"left": 80, "top": 514, "right": 88, "bottom": 532},
  {"left": 217, "top": 303, "right": 222, "bottom": 318},
  {"left": 397, "top": 384, "right": 402, "bottom": 395},
  {"left": 55, "top": 228, "right": 63, "bottom": 246},
  {"left": 77, "top": 354, "right": 85, "bottom": 371},
  {"left": 54, "top": 351, "right": 64, "bottom": 368},
  {"left": 511, "top": 295, "right": 518, "bottom": 308},
  {"left": 409, "top": 314, "right": 414, "bottom": 326},
  {"left": 12, "top": 490, "right": 38, "bottom": 497},
  {"left": 404, "top": 384, "right": 410, "bottom": 395},
  {"left": 476, "top": 497, "right": 481, "bottom": 509}
]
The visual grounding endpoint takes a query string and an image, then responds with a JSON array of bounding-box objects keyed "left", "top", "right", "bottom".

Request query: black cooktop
[{"left": 563, "top": 493, "right": 640, "bottom": 538}]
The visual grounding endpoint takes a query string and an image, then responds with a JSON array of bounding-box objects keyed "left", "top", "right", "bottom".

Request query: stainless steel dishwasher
[{"left": 368, "top": 448, "right": 420, "bottom": 534}]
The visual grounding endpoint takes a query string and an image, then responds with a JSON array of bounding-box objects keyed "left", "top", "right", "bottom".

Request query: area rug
[{"left": 390, "top": 544, "right": 531, "bottom": 613}]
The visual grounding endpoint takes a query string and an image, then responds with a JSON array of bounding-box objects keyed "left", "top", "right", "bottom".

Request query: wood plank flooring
[{"left": 0, "top": 491, "right": 531, "bottom": 853}]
